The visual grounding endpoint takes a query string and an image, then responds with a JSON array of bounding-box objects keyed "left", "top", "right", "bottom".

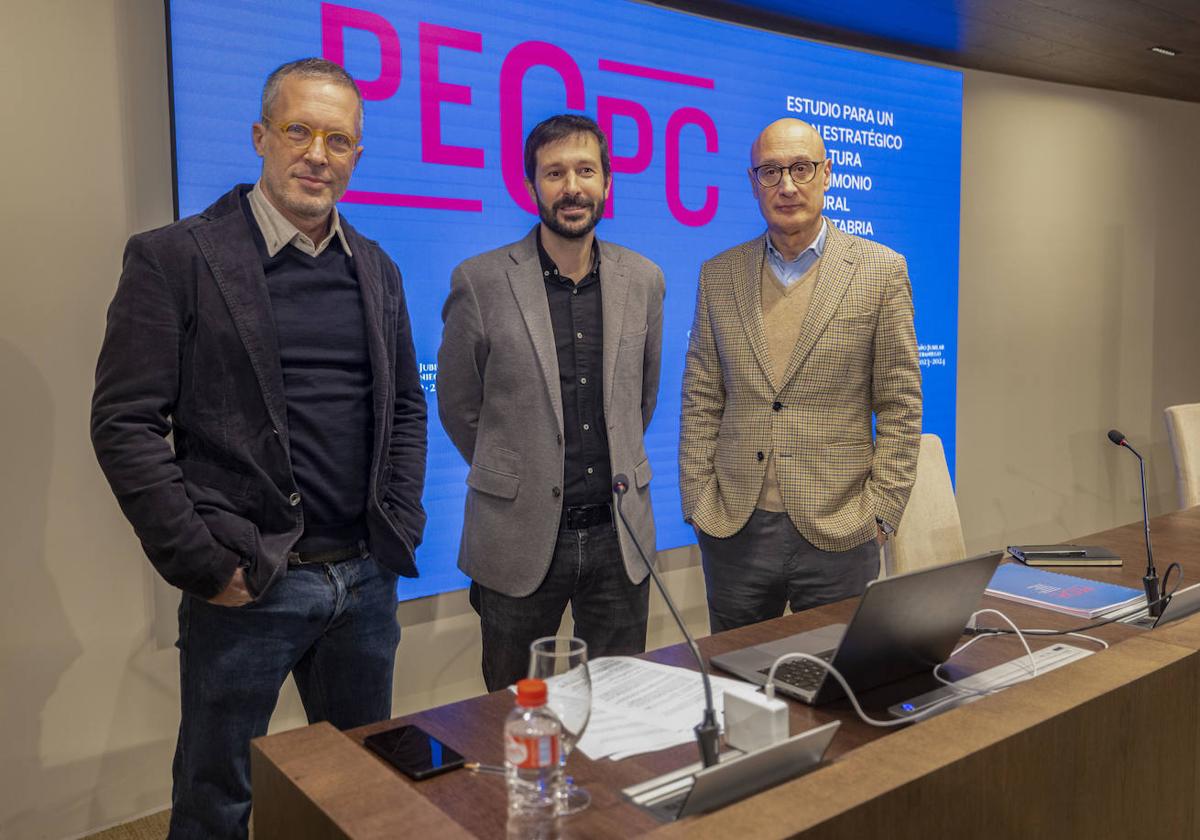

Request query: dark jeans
[
  {"left": 169, "top": 555, "right": 400, "bottom": 839},
  {"left": 698, "top": 509, "right": 880, "bottom": 633},
  {"left": 471, "top": 520, "right": 650, "bottom": 692}
]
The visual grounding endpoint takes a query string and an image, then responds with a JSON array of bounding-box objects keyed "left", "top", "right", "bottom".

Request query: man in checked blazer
[
  {"left": 680, "top": 117, "right": 921, "bottom": 632},
  {"left": 439, "top": 114, "right": 665, "bottom": 691}
]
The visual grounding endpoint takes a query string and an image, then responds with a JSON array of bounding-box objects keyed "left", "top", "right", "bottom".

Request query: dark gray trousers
[
  {"left": 697, "top": 509, "right": 880, "bottom": 633},
  {"left": 470, "top": 520, "right": 650, "bottom": 692}
]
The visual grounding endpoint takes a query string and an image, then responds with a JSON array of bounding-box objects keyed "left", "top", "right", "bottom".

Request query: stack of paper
[{"left": 541, "top": 657, "right": 763, "bottom": 761}]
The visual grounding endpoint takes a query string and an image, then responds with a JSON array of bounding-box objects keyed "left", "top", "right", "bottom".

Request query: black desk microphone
[
  {"left": 612, "top": 474, "right": 720, "bottom": 767},
  {"left": 1107, "top": 429, "right": 1163, "bottom": 617}
]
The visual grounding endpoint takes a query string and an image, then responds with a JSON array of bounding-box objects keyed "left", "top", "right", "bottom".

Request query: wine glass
[{"left": 528, "top": 636, "right": 592, "bottom": 815}]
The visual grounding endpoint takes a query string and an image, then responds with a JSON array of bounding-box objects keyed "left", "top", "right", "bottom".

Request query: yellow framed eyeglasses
[{"left": 261, "top": 116, "right": 359, "bottom": 157}]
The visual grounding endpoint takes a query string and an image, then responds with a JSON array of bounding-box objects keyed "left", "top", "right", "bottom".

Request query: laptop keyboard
[{"left": 758, "top": 649, "right": 836, "bottom": 692}]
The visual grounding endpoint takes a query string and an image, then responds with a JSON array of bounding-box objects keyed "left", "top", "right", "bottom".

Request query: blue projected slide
[{"left": 167, "top": 0, "right": 961, "bottom": 600}]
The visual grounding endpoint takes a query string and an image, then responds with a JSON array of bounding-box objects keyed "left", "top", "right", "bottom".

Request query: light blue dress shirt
[{"left": 765, "top": 219, "right": 827, "bottom": 286}]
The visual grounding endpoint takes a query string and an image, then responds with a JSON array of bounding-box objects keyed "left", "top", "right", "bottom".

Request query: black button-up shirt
[{"left": 538, "top": 232, "right": 611, "bottom": 507}]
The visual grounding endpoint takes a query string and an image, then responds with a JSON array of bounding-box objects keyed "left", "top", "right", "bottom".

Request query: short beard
[
  {"left": 537, "top": 194, "right": 605, "bottom": 240},
  {"left": 263, "top": 173, "right": 337, "bottom": 222}
]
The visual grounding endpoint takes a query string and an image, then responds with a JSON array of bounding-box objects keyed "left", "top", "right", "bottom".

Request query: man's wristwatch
[{"left": 876, "top": 516, "right": 895, "bottom": 539}]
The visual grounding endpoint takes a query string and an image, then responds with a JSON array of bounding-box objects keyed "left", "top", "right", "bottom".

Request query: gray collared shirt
[
  {"left": 765, "top": 218, "right": 827, "bottom": 286},
  {"left": 247, "top": 180, "right": 352, "bottom": 258}
]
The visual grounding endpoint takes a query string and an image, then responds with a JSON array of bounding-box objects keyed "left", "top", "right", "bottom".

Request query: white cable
[
  {"left": 761, "top": 607, "right": 1087, "bottom": 728},
  {"left": 933, "top": 611, "right": 1109, "bottom": 693},
  {"left": 934, "top": 609, "right": 1036, "bottom": 691},
  {"left": 762, "top": 650, "right": 1000, "bottom": 728},
  {"left": 931, "top": 636, "right": 994, "bottom": 693},
  {"left": 958, "top": 609, "right": 1036, "bottom": 667},
  {"left": 1065, "top": 632, "right": 1108, "bottom": 649},
  {"left": 963, "top": 605, "right": 1113, "bottom": 655},
  {"left": 978, "top": 629, "right": 1108, "bottom": 651}
]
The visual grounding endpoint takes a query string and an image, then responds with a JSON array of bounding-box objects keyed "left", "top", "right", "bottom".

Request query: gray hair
[{"left": 261, "top": 58, "right": 364, "bottom": 135}]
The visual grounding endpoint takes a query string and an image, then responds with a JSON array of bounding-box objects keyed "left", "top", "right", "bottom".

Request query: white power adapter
[{"left": 723, "top": 690, "right": 789, "bottom": 753}]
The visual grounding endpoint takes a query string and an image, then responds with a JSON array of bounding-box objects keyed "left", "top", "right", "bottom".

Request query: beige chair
[
  {"left": 883, "top": 433, "right": 965, "bottom": 576},
  {"left": 1164, "top": 403, "right": 1200, "bottom": 510}
]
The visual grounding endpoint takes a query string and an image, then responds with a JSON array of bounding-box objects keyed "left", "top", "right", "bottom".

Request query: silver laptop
[
  {"left": 1154, "top": 581, "right": 1200, "bottom": 626},
  {"left": 622, "top": 720, "right": 840, "bottom": 821},
  {"left": 1124, "top": 581, "right": 1200, "bottom": 629},
  {"left": 711, "top": 551, "right": 1005, "bottom": 704}
]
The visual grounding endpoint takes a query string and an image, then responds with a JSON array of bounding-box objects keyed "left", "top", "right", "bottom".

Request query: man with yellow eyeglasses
[{"left": 91, "top": 58, "right": 426, "bottom": 839}]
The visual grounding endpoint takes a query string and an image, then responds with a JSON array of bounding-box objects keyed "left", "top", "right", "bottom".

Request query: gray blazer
[{"left": 437, "top": 227, "right": 664, "bottom": 597}]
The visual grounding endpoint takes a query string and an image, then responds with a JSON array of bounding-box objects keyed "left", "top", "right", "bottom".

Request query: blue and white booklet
[{"left": 985, "top": 563, "right": 1144, "bottom": 619}]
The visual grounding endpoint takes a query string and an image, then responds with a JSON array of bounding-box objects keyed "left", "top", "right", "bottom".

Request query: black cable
[
  {"left": 1152, "top": 562, "right": 1183, "bottom": 628},
  {"left": 1161, "top": 562, "right": 1183, "bottom": 600}
]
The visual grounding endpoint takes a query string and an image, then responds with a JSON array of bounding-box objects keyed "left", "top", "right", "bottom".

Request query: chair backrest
[
  {"left": 1164, "top": 403, "right": 1200, "bottom": 510},
  {"left": 885, "top": 433, "right": 965, "bottom": 576}
]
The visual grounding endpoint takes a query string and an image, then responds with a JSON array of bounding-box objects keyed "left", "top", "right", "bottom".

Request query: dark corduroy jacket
[{"left": 92, "top": 185, "right": 427, "bottom": 599}]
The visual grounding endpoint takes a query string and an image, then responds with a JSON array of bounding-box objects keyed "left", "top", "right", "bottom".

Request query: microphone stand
[
  {"left": 613, "top": 475, "right": 720, "bottom": 767},
  {"left": 1133, "top": 446, "right": 1162, "bottom": 617},
  {"left": 1108, "top": 430, "right": 1162, "bottom": 617}
]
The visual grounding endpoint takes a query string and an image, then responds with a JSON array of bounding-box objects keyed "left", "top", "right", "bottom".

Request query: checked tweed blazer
[{"left": 679, "top": 221, "right": 922, "bottom": 551}]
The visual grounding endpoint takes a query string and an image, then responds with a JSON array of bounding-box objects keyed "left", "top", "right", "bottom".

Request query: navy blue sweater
[{"left": 246, "top": 201, "right": 373, "bottom": 553}]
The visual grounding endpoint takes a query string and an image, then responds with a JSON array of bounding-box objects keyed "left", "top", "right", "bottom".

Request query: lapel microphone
[
  {"left": 1107, "top": 429, "right": 1162, "bottom": 617},
  {"left": 612, "top": 475, "right": 721, "bottom": 767}
]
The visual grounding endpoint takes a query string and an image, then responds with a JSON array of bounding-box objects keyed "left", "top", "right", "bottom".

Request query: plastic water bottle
[{"left": 505, "top": 678, "right": 563, "bottom": 840}]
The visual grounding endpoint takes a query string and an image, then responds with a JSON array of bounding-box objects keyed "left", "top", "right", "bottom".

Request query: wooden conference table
[{"left": 251, "top": 508, "right": 1200, "bottom": 838}]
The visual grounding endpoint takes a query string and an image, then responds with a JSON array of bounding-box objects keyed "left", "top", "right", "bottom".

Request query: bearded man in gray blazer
[{"left": 438, "top": 114, "right": 665, "bottom": 691}]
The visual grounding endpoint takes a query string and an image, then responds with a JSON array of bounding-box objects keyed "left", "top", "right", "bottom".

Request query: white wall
[
  {"left": 956, "top": 72, "right": 1200, "bottom": 551},
  {"left": 1, "top": 2, "right": 1198, "bottom": 837}
]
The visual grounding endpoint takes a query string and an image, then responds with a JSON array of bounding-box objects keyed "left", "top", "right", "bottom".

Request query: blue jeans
[
  {"left": 471, "top": 520, "right": 650, "bottom": 692},
  {"left": 168, "top": 556, "right": 400, "bottom": 839},
  {"left": 698, "top": 509, "right": 880, "bottom": 632}
]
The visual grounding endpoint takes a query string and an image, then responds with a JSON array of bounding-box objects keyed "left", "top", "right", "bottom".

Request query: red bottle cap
[{"left": 515, "top": 678, "right": 547, "bottom": 707}]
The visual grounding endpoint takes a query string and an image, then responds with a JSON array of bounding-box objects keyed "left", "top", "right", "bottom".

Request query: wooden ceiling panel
[
  {"left": 655, "top": 0, "right": 1200, "bottom": 103},
  {"left": 1037, "top": 0, "right": 1200, "bottom": 50},
  {"left": 960, "top": 0, "right": 1189, "bottom": 57},
  {"left": 1141, "top": 0, "right": 1200, "bottom": 27}
]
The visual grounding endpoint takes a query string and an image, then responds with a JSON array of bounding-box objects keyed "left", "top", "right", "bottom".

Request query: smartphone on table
[{"left": 363, "top": 724, "right": 466, "bottom": 781}]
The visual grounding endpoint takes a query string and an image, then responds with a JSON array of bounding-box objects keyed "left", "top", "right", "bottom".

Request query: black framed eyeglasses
[{"left": 751, "top": 160, "right": 826, "bottom": 187}]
